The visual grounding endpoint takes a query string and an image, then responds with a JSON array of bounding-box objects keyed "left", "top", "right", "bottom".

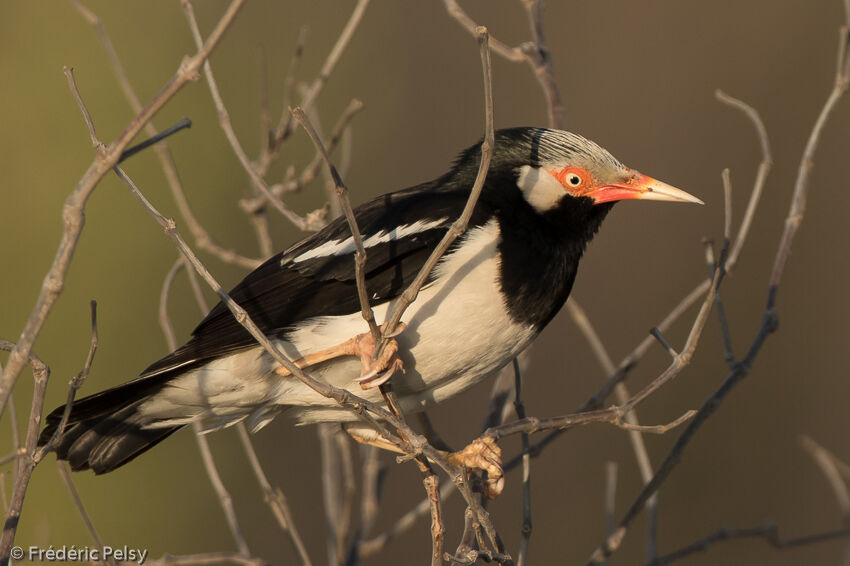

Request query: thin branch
[
  {"left": 291, "top": 106, "right": 381, "bottom": 343},
  {"left": 358, "top": 480, "right": 456, "bottom": 557},
  {"left": 587, "top": 23, "right": 850, "bottom": 564},
  {"left": 715, "top": 90, "right": 773, "bottom": 273},
  {"left": 799, "top": 436, "right": 850, "bottom": 518},
  {"left": 159, "top": 259, "right": 185, "bottom": 349},
  {"left": 243, "top": 99, "right": 365, "bottom": 214},
  {"left": 236, "top": 424, "right": 313, "bottom": 566},
  {"left": 56, "top": 462, "right": 116, "bottom": 566},
  {"left": 264, "top": 0, "right": 371, "bottom": 169},
  {"left": 158, "top": 245, "right": 251, "bottom": 557},
  {"left": 70, "top": 0, "right": 261, "bottom": 267},
  {"left": 63, "top": 66, "right": 103, "bottom": 152},
  {"left": 513, "top": 359, "right": 532, "bottom": 566},
  {"left": 378, "top": 26, "right": 495, "bottom": 348},
  {"left": 0, "top": 0, "right": 247, "bottom": 419},
  {"left": 0, "top": 341, "right": 49, "bottom": 562},
  {"left": 35, "top": 301, "right": 99, "bottom": 462},
  {"left": 193, "top": 422, "right": 251, "bottom": 556},
  {"left": 646, "top": 524, "right": 850, "bottom": 566},
  {"left": 182, "top": 0, "right": 322, "bottom": 233}
]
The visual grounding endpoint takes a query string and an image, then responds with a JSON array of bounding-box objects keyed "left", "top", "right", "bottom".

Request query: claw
[
  {"left": 449, "top": 436, "right": 504, "bottom": 499},
  {"left": 355, "top": 358, "right": 404, "bottom": 389}
]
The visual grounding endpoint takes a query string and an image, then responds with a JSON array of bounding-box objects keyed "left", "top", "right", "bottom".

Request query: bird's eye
[{"left": 566, "top": 174, "right": 583, "bottom": 187}]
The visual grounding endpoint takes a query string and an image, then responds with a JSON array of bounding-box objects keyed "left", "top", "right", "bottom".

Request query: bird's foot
[
  {"left": 448, "top": 436, "right": 504, "bottom": 499},
  {"left": 353, "top": 323, "right": 406, "bottom": 390}
]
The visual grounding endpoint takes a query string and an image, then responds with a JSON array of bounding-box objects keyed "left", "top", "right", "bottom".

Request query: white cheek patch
[
  {"left": 516, "top": 165, "right": 566, "bottom": 213},
  {"left": 290, "top": 218, "right": 448, "bottom": 263}
]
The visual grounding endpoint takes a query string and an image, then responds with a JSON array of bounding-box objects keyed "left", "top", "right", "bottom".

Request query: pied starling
[{"left": 39, "top": 127, "right": 702, "bottom": 485}]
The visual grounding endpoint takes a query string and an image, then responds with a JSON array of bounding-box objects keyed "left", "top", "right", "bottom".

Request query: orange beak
[{"left": 584, "top": 173, "right": 704, "bottom": 205}]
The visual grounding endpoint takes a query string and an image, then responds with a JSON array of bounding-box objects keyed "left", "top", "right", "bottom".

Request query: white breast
[
  {"left": 140, "top": 220, "right": 537, "bottom": 430},
  {"left": 280, "top": 219, "right": 537, "bottom": 422}
]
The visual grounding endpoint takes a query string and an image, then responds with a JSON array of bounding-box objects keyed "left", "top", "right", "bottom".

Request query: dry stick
[
  {"left": 35, "top": 301, "right": 98, "bottom": 462},
  {"left": 263, "top": 0, "right": 371, "bottom": 172},
  {"left": 113, "top": 163, "right": 501, "bottom": 554},
  {"left": 646, "top": 524, "right": 850, "bottom": 566},
  {"left": 236, "top": 426, "right": 313, "bottom": 566},
  {"left": 158, "top": 253, "right": 252, "bottom": 558},
  {"left": 178, "top": 267, "right": 309, "bottom": 564},
  {"left": 358, "top": 481, "right": 456, "bottom": 557},
  {"left": 565, "top": 300, "right": 662, "bottom": 560},
  {"left": 243, "top": 98, "right": 365, "bottom": 213},
  {"left": 5, "top": 392, "right": 19, "bottom": 480},
  {"left": 291, "top": 107, "right": 381, "bottom": 342},
  {"left": 714, "top": 91, "right": 773, "bottom": 273},
  {"left": 159, "top": 259, "right": 185, "bottom": 348},
  {"left": 799, "top": 436, "right": 850, "bottom": 566},
  {"left": 513, "top": 359, "right": 532, "bottom": 566},
  {"left": 56, "top": 462, "right": 117, "bottom": 566},
  {"left": 292, "top": 103, "right": 385, "bottom": 562},
  {"left": 378, "top": 26, "right": 495, "bottom": 351},
  {"left": 176, "top": 213, "right": 306, "bottom": 563},
  {"left": 0, "top": 342, "right": 49, "bottom": 561},
  {"left": 192, "top": 423, "right": 252, "bottom": 557},
  {"left": 69, "top": 0, "right": 260, "bottom": 269},
  {"left": 319, "top": 424, "right": 346, "bottom": 566},
  {"left": 0, "top": 0, "right": 246, "bottom": 420},
  {"left": 800, "top": 436, "right": 850, "bottom": 518},
  {"left": 519, "top": 0, "right": 565, "bottom": 129},
  {"left": 586, "top": 23, "right": 850, "bottom": 566},
  {"left": 182, "top": 0, "right": 321, "bottom": 233},
  {"left": 504, "top": 280, "right": 710, "bottom": 473}
]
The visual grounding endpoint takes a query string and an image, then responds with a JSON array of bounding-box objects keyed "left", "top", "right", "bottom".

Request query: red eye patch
[{"left": 547, "top": 166, "right": 592, "bottom": 195}]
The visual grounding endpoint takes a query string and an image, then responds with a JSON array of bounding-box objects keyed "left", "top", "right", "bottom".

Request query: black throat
[{"left": 482, "top": 169, "right": 614, "bottom": 329}]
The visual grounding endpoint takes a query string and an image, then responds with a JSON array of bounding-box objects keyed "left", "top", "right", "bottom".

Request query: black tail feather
[{"left": 38, "top": 373, "right": 182, "bottom": 474}]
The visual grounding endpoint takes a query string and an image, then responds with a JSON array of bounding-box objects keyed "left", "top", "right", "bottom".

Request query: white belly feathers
[{"left": 139, "top": 219, "right": 536, "bottom": 430}]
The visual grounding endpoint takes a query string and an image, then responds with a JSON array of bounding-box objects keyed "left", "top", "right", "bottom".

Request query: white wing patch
[{"left": 289, "top": 217, "right": 448, "bottom": 263}]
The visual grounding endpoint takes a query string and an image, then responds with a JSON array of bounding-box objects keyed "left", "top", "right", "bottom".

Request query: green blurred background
[{"left": 2, "top": 1, "right": 849, "bottom": 564}]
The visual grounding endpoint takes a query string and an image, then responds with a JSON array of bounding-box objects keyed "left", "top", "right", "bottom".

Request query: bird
[{"left": 38, "top": 127, "right": 702, "bottom": 490}]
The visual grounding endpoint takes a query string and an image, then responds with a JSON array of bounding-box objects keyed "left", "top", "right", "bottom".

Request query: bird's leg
[
  {"left": 274, "top": 323, "right": 405, "bottom": 390},
  {"left": 448, "top": 436, "right": 504, "bottom": 499},
  {"left": 344, "top": 421, "right": 505, "bottom": 500},
  {"left": 352, "top": 324, "right": 405, "bottom": 389}
]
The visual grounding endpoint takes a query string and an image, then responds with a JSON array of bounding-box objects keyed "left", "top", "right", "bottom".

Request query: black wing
[{"left": 141, "top": 182, "right": 491, "bottom": 377}]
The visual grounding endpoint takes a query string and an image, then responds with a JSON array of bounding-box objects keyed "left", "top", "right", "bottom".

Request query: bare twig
[
  {"left": 264, "top": 0, "right": 371, "bottom": 169},
  {"left": 378, "top": 26, "right": 495, "bottom": 348},
  {"left": 159, "top": 245, "right": 251, "bottom": 557},
  {"left": 291, "top": 106, "right": 381, "bottom": 342},
  {"left": 513, "top": 359, "right": 532, "bottom": 566},
  {"left": 235, "top": 424, "right": 312, "bottom": 566},
  {"left": 35, "top": 301, "right": 99, "bottom": 462},
  {"left": 56, "top": 462, "right": 116, "bottom": 566},
  {"left": 242, "top": 99, "right": 365, "bottom": 214},
  {"left": 193, "top": 422, "right": 251, "bottom": 556},
  {"left": 182, "top": 0, "right": 322, "bottom": 233},
  {"left": 587, "top": 22, "right": 850, "bottom": 565},
  {"left": 646, "top": 523, "right": 850, "bottom": 566},
  {"left": 70, "top": 1, "right": 263, "bottom": 268},
  {"left": 799, "top": 436, "right": 850, "bottom": 518},
  {"left": 63, "top": 66, "right": 103, "bottom": 152},
  {"left": 0, "top": 341, "right": 49, "bottom": 562},
  {"left": 0, "top": 0, "right": 247, "bottom": 420}
]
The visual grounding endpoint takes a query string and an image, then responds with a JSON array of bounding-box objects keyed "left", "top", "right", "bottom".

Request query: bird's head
[{"left": 498, "top": 128, "right": 703, "bottom": 215}]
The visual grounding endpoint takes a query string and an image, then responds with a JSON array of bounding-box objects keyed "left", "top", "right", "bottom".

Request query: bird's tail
[{"left": 37, "top": 373, "right": 182, "bottom": 474}]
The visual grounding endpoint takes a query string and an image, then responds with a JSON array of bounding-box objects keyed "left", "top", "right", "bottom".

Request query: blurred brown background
[{"left": 1, "top": 1, "right": 849, "bottom": 564}]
